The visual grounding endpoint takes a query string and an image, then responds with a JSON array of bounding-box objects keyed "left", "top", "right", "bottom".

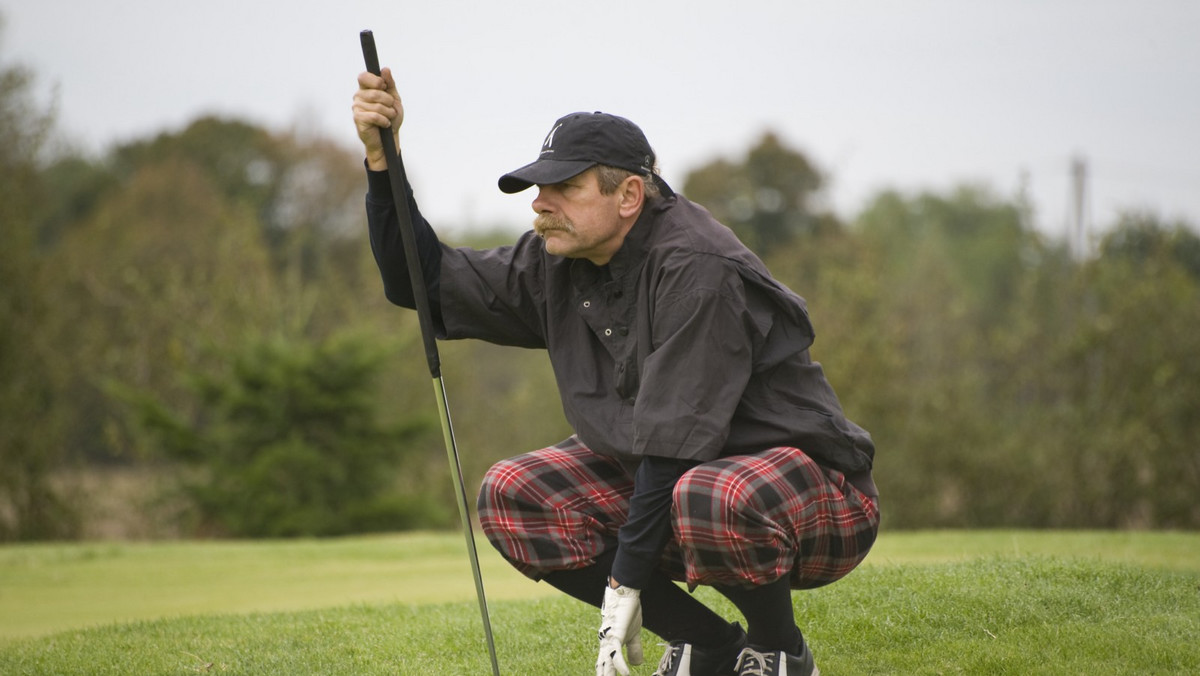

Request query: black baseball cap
[{"left": 498, "top": 111, "right": 672, "bottom": 195}]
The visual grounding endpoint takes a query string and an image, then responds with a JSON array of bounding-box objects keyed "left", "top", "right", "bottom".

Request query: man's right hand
[
  {"left": 596, "top": 582, "right": 644, "bottom": 676},
  {"left": 352, "top": 68, "right": 403, "bottom": 171}
]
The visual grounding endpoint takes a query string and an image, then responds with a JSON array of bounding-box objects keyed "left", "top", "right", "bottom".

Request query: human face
[{"left": 531, "top": 168, "right": 633, "bottom": 265}]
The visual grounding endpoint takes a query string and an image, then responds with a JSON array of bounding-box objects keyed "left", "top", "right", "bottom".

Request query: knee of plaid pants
[
  {"left": 671, "top": 447, "right": 880, "bottom": 590},
  {"left": 475, "top": 439, "right": 634, "bottom": 580}
]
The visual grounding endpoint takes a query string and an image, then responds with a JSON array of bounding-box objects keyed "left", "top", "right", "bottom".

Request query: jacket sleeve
[
  {"left": 364, "top": 159, "right": 444, "bottom": 331},
  {"left": 610, "top": 455, "right": 697, "bottom": 590}
]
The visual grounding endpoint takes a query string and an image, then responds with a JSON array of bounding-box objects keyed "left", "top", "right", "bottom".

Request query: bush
[{"left": 127, "top": 332, "right": 440, "bottom": 537}]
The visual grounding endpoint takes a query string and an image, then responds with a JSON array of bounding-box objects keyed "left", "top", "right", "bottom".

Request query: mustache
[{"left": 534, "top": 212, "right": 575, "bottom": 238}]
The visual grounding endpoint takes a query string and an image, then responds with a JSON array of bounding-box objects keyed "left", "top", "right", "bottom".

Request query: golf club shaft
[
  {"left": 433, "top": 376, "right": 501, "bottom": 676},
  {"left": 360, "top": 29, "right": 501, "bottom": 676}
]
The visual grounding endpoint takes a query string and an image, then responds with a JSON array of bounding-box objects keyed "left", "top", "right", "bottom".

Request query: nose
[{"left": 531, "top": 186, "right": 552, "bottom": 214}]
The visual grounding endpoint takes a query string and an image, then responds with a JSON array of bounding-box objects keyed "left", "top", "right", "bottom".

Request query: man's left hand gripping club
[{"left": 596, "top": 580, "right": 644, "bottom": 676}]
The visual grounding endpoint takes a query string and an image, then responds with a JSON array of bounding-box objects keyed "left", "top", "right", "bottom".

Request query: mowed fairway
[
  {"left": 0, "top": 532, "right": 556, "bottom": 640},
  {"left": 1, "top": 530, "right": 1197, "bottom": 674}
]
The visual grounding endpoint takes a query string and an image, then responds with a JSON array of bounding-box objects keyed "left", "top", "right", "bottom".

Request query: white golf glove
[{"left": 595, "top": 581, "right": 644, "bottom": 676}]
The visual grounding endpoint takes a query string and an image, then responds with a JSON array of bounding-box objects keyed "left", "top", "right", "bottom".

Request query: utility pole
[
  {"left": 1069, "top": 154, "right": 1102, "bottom": 417},
  {"left": 1070, "top": 155, "right": 1090, "bottom": 258}
]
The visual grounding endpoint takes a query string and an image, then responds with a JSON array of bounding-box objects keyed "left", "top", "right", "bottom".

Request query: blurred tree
[
  {"left": 683, "top": 131, "right": 829, "bottom": 256},
  {"left": 35, "top": 155, "right": 119, "bottom": 246},
  {"left": 42, "top": 157, "right": 284, "bottom": 462},
  {"left": 111, "top": 117, "right": 281, "bottom": 220},
  {"left": 1072, "top": 217, "right": 1200, "bottom": 526},
  {"left": 0, "top": 24, "right": 80, "bottom": 539},
  {"left": 837, "top": 187, "right": 1050, "bottom": 526},
  {"left": 110, "top": 117, "right": 367, "bottom": 282},
  {"left": 838, "top": 186, "right": 1200, "bottom": 528},
  {"left": 1100, "top": 210, "right": 1200, "bottom": 281},
  {"left": 857, "top": 185, "right": 1031, "bottom": 328},
  {"left": 969, "top": 212, "right": 1200, "bottom": 528},
  {"left": 40, "top": 116, "right": 378, "bottom": 464},
  {"left": 26, "top": 108, "right": 468, "bottom": 536},
  {"left": 126, "top": 332, "right": 442, "bottom": 537}
]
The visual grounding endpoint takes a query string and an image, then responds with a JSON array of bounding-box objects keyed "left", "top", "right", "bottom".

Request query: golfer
[{"left": 353, "top": 68, "right": 879, "bottom": 676}]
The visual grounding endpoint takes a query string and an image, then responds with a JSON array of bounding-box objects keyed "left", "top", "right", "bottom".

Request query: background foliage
[
  {"left": 2, "top": 38, "right": 1197, "bottom": 540},
  {"left": 123, "top": 333, "right": 442, "bottom": 537}
]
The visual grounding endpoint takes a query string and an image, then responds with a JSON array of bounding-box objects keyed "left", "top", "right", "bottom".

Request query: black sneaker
[
  {"left": 733, "top": 643, "right": 819, "bottom": 676},
  {"left": 652, "top": 623, "right": 747, "bottom": 676}
]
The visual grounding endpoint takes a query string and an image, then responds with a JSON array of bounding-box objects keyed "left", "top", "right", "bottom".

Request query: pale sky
[{"left": 5, "top": 0, "right": 1198, "bottom": 240}]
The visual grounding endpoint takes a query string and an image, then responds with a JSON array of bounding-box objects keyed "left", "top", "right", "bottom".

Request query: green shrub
[{"left": 128, "top": 332, "right": 440, "bottom": 537}]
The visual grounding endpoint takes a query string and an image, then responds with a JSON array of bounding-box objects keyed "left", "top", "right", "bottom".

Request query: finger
[
  {"left": 595, "top": 650, "right": 615, "bottom": 676},
  {"left": 354, "top": 87, "right": 396, "bottom": 104},
  {"left": 352, "top": 90, "right": 401, "bottom": 123},
  {"left": 356, "top": 70, "right": 388, "bottom": 91},
  {"left": 627, "top": 634, "right": 644, "bottom": 666},
  {"left": 613, "top": 650, "right": 630, "bottom": 676},
  {"left": 352, "top": 106, "right": 394, "bottom": 133},
  {"left": 353, "top": 100, "right": 396, "bottom": 122},
  {"left": 381, "top": 66, "right": 399, "bottom": 96}
]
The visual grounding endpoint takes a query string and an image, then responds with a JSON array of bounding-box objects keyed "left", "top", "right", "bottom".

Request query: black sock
[
  {"left": 542, "top": 553, "right": 735, "bottom": 645},
  {"left": 541, "top": 549, "right": 615, "bottom": 607},
  {"left": 715, "top": 576, "right": 803, "bottom": 654},
  {"left": 640, "top": 570, "right": 735, "bottom": 644}
]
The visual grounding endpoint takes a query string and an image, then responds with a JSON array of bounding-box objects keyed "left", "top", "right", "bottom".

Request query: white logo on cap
[{"left": 541, "top": 123, "right": 563, "bottom": 155}]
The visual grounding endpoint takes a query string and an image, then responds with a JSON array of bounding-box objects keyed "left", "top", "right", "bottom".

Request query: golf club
[{"left": 359, "top": 29, "right": 501, "bottom": 676}]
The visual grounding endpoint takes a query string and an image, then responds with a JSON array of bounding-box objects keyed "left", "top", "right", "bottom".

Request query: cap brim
[{"left": 498, "top": 159, "right": 597, "bottom": 194}]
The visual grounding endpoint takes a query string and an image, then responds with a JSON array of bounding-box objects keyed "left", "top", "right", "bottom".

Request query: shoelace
[
  {"left": 652, "top": 643, "right": 681, "bottom": 676},
  {"left": 736, "top": 647, "right": 776, "bottom": 676}
]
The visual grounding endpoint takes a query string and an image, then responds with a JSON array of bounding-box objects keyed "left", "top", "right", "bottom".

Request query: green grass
[
  {"left": 0, "top": 533, "right": 556, "bottom": 640},
  {"left": 1, "top": 531, "right": 1197, "bottom": 674}
]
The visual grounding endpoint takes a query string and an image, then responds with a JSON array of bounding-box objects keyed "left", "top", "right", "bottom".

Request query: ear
[{"left": 617, "top": 175, "right": 645, "bottom": 219}]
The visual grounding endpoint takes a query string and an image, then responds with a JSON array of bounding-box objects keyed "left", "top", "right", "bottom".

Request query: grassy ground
[
  {"left": 0, "top": 532, "right": 554, "bottom": 640},
  {"left": 1, "top": 530, "right": 1197, "bottom": 674}
]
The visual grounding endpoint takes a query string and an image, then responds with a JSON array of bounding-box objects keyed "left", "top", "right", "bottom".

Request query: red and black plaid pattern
[
  {"left": 673, "top": 447, "right": 879, "bottom": 589},
  {"left": 476, "top": 437, "right": 879, "bottom": 589}
]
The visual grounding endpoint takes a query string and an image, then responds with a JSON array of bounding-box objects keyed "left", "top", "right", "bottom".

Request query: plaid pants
[{"left": 476, "top": 437, "right": 879, "bottom": 589}]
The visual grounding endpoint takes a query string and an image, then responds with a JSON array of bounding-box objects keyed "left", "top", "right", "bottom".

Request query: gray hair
[{"left": 595, "top": 165, "right": 662, "bottom": 201}]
